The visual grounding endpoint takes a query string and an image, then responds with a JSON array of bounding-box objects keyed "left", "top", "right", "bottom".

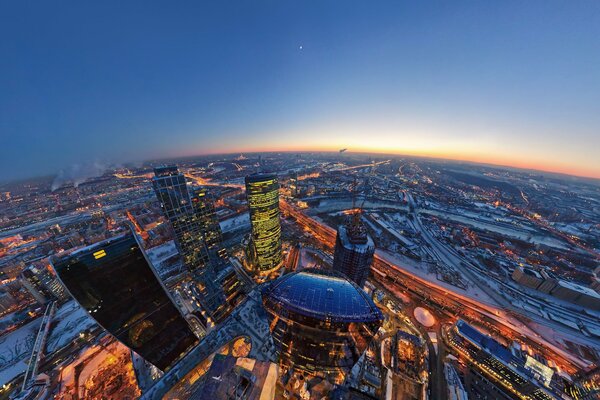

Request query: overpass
[{"left": 21, "top": 302, "right": 56, "bottom": 392}]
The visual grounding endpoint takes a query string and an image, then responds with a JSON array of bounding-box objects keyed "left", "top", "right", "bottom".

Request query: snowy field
[
  {"left": 0, "top": 317, "right": 42, "bottom": 385},
  {"left": 220, "top": 212, "right": 250, "bottom": 233},
  {"left": 307, "top": 199, "right": 408, "bottom": 214},
  {"left": 46, "top": 301, "right": 97, "bottom": 353},
  {"left": 376, "top": 249, "right": 500, "bottom": 307},
  {"left": 422, "top": 209, "right": 569, "bottom": 250}
]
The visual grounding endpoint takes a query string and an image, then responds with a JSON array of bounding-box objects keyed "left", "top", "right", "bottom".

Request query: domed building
[{"left": 261, "top": 268, "right": 383, "bottom": 375}]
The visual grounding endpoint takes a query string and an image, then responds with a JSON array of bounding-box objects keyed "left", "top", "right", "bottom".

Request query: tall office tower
[
  {"left": 152, "top": 166, "right": 211, "bottom": 271},
  {"left": 191, "top": 188, "right": 227, "bottom": 259},
  {"left": 51, "top": 233, "right": 198, "bottom": 371},
  {"left": 20, "top": 264, "right": 66, "bottom": 304},
  {"left": 332, "top": 213, "right": 375, "bottom": 288},
  {"left": 245, "top": 174, "right": 282, "bottom": 274},
  {"left": 153, "top": 166, "right": 245, "bottom": 325}
]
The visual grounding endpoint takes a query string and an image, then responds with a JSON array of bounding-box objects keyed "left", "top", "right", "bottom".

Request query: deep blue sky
[{"left": 1, "top": 1, "right": 600, "bottom": 181}]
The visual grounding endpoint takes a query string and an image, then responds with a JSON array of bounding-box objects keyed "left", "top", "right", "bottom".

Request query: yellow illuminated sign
[{"left": 93, "top": 249, "right": 107, "bottom": 259}]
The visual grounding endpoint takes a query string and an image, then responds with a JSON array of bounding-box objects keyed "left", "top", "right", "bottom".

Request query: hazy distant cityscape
[{"left": 0, "top": 152, "right": 598, "bottom": 400}]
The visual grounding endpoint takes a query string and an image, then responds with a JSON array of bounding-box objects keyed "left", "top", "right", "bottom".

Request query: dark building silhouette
[
  {"left": 332, "top": 214, "right": 375, "bottom": 288},
  {"left": 51, "top": 232, "right": 198, "bottom": 371},
  {"left": 245, "top": 173, "right": 282, "bottom": 274},
  {"left": 152, "top": 165, "right": 212, "bottom": 271},
  {"left": 262, "top": 268, "right": 383, "bottom": 375},
  {"left": 191, "top": 188, "right": 227, "bottom": 260}
]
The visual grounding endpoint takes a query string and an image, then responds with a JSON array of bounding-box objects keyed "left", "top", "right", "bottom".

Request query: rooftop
[
  {"left": 262, "top": 268, "right": 382, "bottom": 323},
  {"left": 153, "top": 165, "right": 180, "bottom": 178},
  {"left": 244, "top": 173, "right": 277, "bottom": 184},
  {"left": 556, "top": 279, "right": 600, "bottom": 299},
  {"left": 338, "top": 223, "right": 374, "bottom": 250},
  {"left": 456, "top": 319, "right": 514, "bottom": 364}
]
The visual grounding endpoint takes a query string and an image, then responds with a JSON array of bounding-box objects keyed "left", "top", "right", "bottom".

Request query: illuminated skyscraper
[
  {"left": 152, "top": 166, "right": 211, "bottom": 271},
  {"left": 332, "top": 214, "right": 375, "bottom": 288},
  {"left": 51, "top": 232, "right": 198, "bottom": 371},
  {"left": 245, "top": 173, "right": 282, "bottom": 273}
]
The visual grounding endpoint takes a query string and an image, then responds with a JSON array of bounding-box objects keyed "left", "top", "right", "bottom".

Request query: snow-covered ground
[
  {"left": 220, "top": 213, "right": 250, "bottom": 233},
  {"left": 307, "top": 199, "right": 407, "bottom": 214},
  {"left": 422, "top": 209, "right": 569, "bottom": 250},
  {"left": 0, "top": 317, "right": 42, "bottom": 385},
  {"left": 370, "top": 213, "right": 417, "bottom": 249},
  {"left": 46, "top": 301, "right": 97, "bottom": 353},
  {"left": 146, "top": 240, "right": 178, "bottom": 265},
  {"left": 376, "top": 249, "right": 499, "bottom": 307}
]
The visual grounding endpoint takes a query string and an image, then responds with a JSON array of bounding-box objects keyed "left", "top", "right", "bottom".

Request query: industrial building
[{"left": 447, "top": 320, "right": 555, "bottom": 400}]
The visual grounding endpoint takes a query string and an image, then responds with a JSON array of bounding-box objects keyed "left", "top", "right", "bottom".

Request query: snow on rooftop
[{"left": 557, "top": 280, "right": 600, "bottom": 299}]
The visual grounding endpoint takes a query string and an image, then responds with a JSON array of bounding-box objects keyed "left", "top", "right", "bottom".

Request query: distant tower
[
  {"left": 245, "top": 173, "right": 282, "bottom": 274},
  {"left": 51, "top": 232, "right": 199, "bottom": 371},
  {"left": 332, "top": 212, "right": 375, "bottom": 288}
]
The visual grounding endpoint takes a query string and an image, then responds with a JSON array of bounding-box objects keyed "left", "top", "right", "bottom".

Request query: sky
[{"left": 1, "top": 1, "right": 600, "bottom": 181}]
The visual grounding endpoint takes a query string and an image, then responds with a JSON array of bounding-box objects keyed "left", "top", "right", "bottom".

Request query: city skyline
[
  {"left": 1, "top": 152, "right": 599, "bottom": 399},
  {"left": 2, "top": 1, "right": 600, "bottom": 181},
  {"left": 1, "top": 2, "right": 600, "bottom": 398}
]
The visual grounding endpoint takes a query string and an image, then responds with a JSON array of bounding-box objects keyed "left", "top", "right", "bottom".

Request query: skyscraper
[
  {"left": 245, "top": 173, "right": 282, "bottom": 274},
  {"left": 332, "top": 214, "right": 375, "bottom": 288},
  {"left": 191, "top": 188, "right": 227, "bottom": 260},
  {"left": 20, "top": 264, "right": 67, "bottom": 304},
  {"left": 152, "top": 166, "right": 211, "bottom": 271},
  {"left": 152, "top": 165, "right": 245, "bottom": 325},
  {"left": 51, "top": 232, "right": 198, "bottom": 371}
]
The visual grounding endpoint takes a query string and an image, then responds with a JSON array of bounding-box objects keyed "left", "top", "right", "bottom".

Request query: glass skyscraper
[
  {"left": 152, "top": 165, "right": 245, "bottom": 325},
  {"left": 245, "top": 173, "right": 282, "bottom": 273},
  {"left": 152, "top": 166, "right": 212, "bottom": 271},
  {"left": 51, "top": 232, "right": 198, "bottom": 371},
  {"left": 191, "top": 188, "right": 227, "bottom": 260}
]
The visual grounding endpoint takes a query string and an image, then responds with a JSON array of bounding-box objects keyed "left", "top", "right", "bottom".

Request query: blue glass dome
[{"left": 263, "top": 268, "right": 382, "bottom": 323}]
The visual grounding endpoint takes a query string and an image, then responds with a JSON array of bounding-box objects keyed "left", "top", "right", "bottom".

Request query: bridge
[{"left": 21, "top": 301, "right": 56, "bottom": 392}]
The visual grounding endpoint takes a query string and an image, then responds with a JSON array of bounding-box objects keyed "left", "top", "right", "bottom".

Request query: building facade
[
  {"left": 51, "top": 232, "right": 199, "bottom": 371},
  {"left": 152, "top": 166, "right": 212, "bottom": 271},
  {"left": 152, "top": 166, "right": 246, "bottom": 324},
  {"left": 262, "top": 269, "right": 383, "bottom": 376},
  {"left": 245, "top": 174, "right": 282, "bottom": 273},
  {"left": 20, "top": 264, "right": 67, "bottom": 304},
  {"left": 333, "top": 216, "right": 375, "bottom": 288}
]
